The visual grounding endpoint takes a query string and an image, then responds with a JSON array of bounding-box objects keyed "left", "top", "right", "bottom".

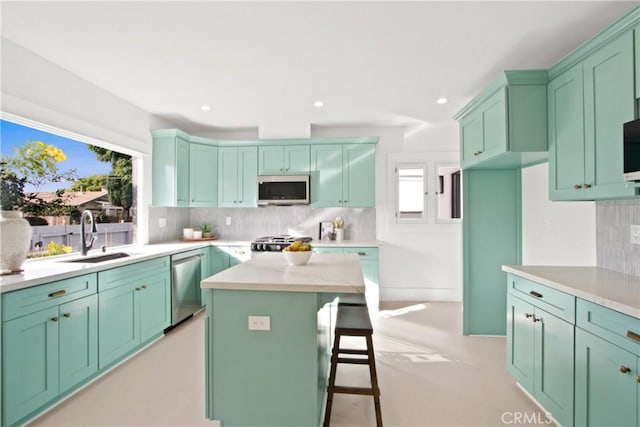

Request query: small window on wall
[{"left": 396, "top": 164, "right": 427, "bottom": 223}]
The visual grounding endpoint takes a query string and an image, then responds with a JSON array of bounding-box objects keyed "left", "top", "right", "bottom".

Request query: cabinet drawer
[
  {"left": 98, "top": 257, "right": 170, "bottom": 292},
  {"left": 3, "top": 274, "right": 97, "bottom": 321},
  {"left": 343, "top": 247, "right": 378, "bottom": 260},
  {"left": 576, "top": 298, "right": 640, "bottom": 355},
  {"left": 508, "top": 274, "right": 575, "bottom": 323}
]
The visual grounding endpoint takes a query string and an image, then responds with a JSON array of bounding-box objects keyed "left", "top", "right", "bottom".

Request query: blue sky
[{"left": 1, "top": 119, "right": 111, "bottom": 192}]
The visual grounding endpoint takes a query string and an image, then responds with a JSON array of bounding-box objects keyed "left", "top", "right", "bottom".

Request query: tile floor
[{"left": 30, "top": 302, "right": 546, "bottom": 426}]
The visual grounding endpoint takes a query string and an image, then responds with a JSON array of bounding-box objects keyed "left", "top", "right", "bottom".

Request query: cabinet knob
[
  {"left": 51, "top": 316, "right": 59, "bottom": 322},
  {"left": 533, "top": 316, "right": 541, "bottom": 323},
  {"left": 63, "top": 313, "right": 71, "bottom": 318},
  {"left": 574, "top": 184, "right": 583, "bottom": 190},
  {"left": 583, "top": 183, "right": 591, "bottom": 189},
  {"left": 142, "top": 285, "right": 147, "bottom": 289},
  {"left": 136, "top": 287, "right": 141, "bottom": 291},
  {"left": 620, "top": 365, "right": 631, "bottom": 374},
  {"left": 525, "top": 313, "right": 533, "bottom": 319},
  {"left": 636, "top": 376, "right": 640, "bottom": 384}
]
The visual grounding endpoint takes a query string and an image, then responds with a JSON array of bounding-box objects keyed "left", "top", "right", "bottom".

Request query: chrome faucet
[{"left": 80, "top": 210, "right": 97, "bottom": 256}]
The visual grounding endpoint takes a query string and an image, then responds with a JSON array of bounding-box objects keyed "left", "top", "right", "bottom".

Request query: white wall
[
  {"left": 1, "top": 38, "right": 154, "bottom": 243},
  {"left": 312, "top": 124, "right": 463, "bottom": 301},
  {"left": 521, "top": 162, "right": 596, "bottom": 265}
]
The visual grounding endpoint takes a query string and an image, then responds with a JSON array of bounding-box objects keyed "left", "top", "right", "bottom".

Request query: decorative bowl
[{"left": 283, "top": 250, "right": 312, "bottom": 266}]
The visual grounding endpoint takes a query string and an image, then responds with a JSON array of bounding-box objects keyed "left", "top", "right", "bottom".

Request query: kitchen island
[{"left": 200, "top": 252, "right": 365, "bottom": 427}]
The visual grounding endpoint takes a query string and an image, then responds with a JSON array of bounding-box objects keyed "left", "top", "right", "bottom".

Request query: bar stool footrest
[
  {"left": 333, "top": 385, "right": 377, "bottom": 396},
  {"left": 337, "top": 357, "right": 370, "bottom": 364}
]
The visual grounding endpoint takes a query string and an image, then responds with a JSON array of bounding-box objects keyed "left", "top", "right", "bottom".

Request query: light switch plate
[
  {"left": 248, "top": 316, "right": 270, "bottom": 331},
  {"left": 631, "top": 224, "right": 640, "bottom": 245},
  {"left": 226, "top": 217, "right": 232, "bottom": 226}
]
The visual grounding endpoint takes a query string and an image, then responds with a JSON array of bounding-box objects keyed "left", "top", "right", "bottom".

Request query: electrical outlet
[
  {"left": 248, "top": 316, "right": 270, "bottom": 331},
  {"left": 631, "top": 225, "right": 640, "bottom": 245},
  {"left": 158, "top": 217, "right": 166, "bottom": 228},
  {"left": 226, "top": 217, "right": 232, "bottom": 226}
]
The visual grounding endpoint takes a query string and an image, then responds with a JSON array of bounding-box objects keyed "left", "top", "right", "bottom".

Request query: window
[
  {"left": 396, "top": 164, "right": 427, "bottom": 223},
  {"left": 1, "top": 117, "right": 137, "bottom": 257}
]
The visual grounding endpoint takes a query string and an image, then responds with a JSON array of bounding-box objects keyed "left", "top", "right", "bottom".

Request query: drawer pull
[
  {"left": 51, "top": 316, "right": 59, "bottom": 322},
  {"left": 626, "top": 330, "right": 640, "bottom": 343},
  {"left": 620, "top": 365, "right": 631, "bottom": 374},
  {"left": 49, "top": 290, "right": 66, "bottom": 298},
  {"left": 357, "top": 252, "right": 366, "bottom": 256},
  {"left": 63, "top": 313, "right": 71, "bottom": 318},
  {"left": 529, "top": 291, "right": 543, "bottom": 298}
]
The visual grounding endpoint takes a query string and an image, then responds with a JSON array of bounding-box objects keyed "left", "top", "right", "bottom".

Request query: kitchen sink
[{"left": 62, "top": 252, "right": 131, "bottom": 263}]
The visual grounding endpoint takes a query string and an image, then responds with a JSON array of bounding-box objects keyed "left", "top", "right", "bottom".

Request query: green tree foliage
[
  {"left": 70, "top": 174, "right": 107, "bottom": 192},
  {"left": 87, "top": 145, "right": 132, "bottom": 220},
  {"left": 0, "top": 141, "right": 76, "bottom": 215}
]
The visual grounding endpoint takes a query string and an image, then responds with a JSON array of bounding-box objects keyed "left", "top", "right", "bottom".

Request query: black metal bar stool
[{"left": 324, "top": 304, "right": 383, "bottom": 427}]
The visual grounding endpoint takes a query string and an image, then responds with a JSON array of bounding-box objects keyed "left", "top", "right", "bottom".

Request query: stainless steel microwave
[
  {"left": 624, "top": 118, "right": 640, "bottom": 182},
  {"left": 257, "top": 175, "right": 310, "bottom": 206}
]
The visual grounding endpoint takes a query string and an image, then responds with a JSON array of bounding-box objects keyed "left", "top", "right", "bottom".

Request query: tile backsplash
[
  {"left": 596, "top": 200, "right": 640, "bottom": 276},
  {"left": 148, "top": 206, "right": 376, "bottom": 243}
]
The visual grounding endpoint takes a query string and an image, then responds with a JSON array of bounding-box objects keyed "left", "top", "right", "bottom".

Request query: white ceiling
[{"left": 1, "top": 1, "right": 638, "bottom": 137}]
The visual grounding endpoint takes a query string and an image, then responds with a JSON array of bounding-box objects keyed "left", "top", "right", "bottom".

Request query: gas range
[{"left": 251, "top": 235, "right": 312, "bottom": 252}]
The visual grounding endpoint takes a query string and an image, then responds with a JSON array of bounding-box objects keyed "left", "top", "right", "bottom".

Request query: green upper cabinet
[
  {"left": 189, "top": 143, "right": 218, "bottom": 207},
  {"left": 152, "top": 135, "right": 190, "bottom": 207},
  {"left": 548, "top": 17, "right": 639, "bottom": 200},
  {"left": 311, "top": 144, "right": 375, "bottom": 207},
  {"left": 152, "top": 131, "right": 219, "bottom": 207},
  {"left": 258, "top": 145, "right": 310, "bottom": 175},
  {"left": 454, "top": 70, "right": 548, "bottom": 170},
  {"left": 636, "top": 24, "right": 640, "bottom": 99},
  {"left": 218, "top": 146, "right": 258, "bottom": 207},
  {"left": 548, "top": 63, "right": 586, "bottom": 200}
]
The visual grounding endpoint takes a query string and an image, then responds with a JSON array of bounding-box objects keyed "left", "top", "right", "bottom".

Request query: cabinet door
[
  {"left": 311, "top": 145, "right": 343, "bottom": 207},
  {"left": 481, "top": 89, "right": 508, "bottom": 158},
  {"left": 583, "top": 31, "right": 636, "bottom": 199},
  {"left": 258, "top": 146, "right": 285, "bottom": 175},
  {"left": 460, "top": 112, "right": 483, "bottom": 167},
  {"left": 575, "top": 328, "right": 637, "bottom": 427},
  {"left": 636, "top": 24, "right": 640, "bottom": 99},
  {"left": 284, "top": 145, "right": 310, "bottom": 174},
  {"left": 506, "top": 294, "right": 535, "bottom": 391},
  {"left": 190, "top": 143, "right": 218, "bottom": 207},
  {"left": 98, "top": 283, "right": 139, "bottom": 369},
  {"left": 237, "top": 147, "right": 258, "bottom": 207},
  {"left": 59, "top": 295, "right": 98, "bottom": 393},
  {"left": 209, "top": 246, "right": 231, "bottom": 274},
  {"left": 218, "top": 147, "right": 239, "bottom": 207},
  {"left": 343, "top": 144, "right": 375, "bottom": 207},
  {"left": 534, "top": 308, "right": 574, "bottom": 427},
  {"left": 139, "top": 271, "right": 171, "bottom": 343},
  {"left": 548, "top": 63, "right": 586, "bottom": 200},
  {"left": 4, "top": 306, "right": 59, "bottom": 426},
  {"left": 176, "top": 137, "right": 190, "bottom": 207}
]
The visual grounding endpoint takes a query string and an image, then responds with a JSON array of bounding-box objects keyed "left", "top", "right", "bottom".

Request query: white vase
[
  {"left": 335, "top": 228, "right": 344, "bottom": 241},
  {"left": 0, "top": 210, "right": 31, "bottom": 272}
]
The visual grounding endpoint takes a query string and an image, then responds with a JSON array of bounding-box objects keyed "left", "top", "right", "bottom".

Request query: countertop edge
[{"left": 502, "top": 265, "right": 640, "bottom": 319}]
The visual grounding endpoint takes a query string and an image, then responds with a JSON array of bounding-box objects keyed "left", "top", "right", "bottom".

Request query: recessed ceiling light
[
  {"left": 436, "top": 97, "right": 448, "bottom": 105},
  {"left": 201, "top": 105, "right": 211, "bottom": 111},
  {"left": 314, "top": 100, "right": 324, "bottom": 108}
]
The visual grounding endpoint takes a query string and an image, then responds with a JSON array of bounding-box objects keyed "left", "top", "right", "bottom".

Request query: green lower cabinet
[
  {"left": 506, "top": 292, "right": 574, "bottom": 426},
  {"left": 4, "top": 306, "right": 59, "bottom": 426},
  {"left": 3, "top": 294, "right": 98, "bottom": 426},
  {"left": 575, "top": 328, "right": 638, "bottom": 427},
  {"left": 98, "top": 271, "right": 170, "bottom": 369},
  {"left": 98, "top": 282, "right": 139, "bottom": 368},
  {"left": 59, "top": 295, "right": 98, "bottom": 393}
]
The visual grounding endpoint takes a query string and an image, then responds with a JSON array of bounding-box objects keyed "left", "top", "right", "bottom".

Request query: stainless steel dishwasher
[{"left": 170, "top": 250, "right": 204, "bottom": 327}]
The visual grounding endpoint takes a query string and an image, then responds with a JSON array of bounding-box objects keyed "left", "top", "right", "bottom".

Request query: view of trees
[{"left": 1, "top": 139, "right": 133, "bottom": 222}]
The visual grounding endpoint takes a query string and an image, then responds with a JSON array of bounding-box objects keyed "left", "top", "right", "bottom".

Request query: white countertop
[
  {"left": 502, "top": 265, "right": 640, "bottom": 318},
  {"left": 201, "top": 252, "right": 365, "bottom": 293},
  {"left": 0, "top": 239, "right": 380, "bottom": 294}
]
